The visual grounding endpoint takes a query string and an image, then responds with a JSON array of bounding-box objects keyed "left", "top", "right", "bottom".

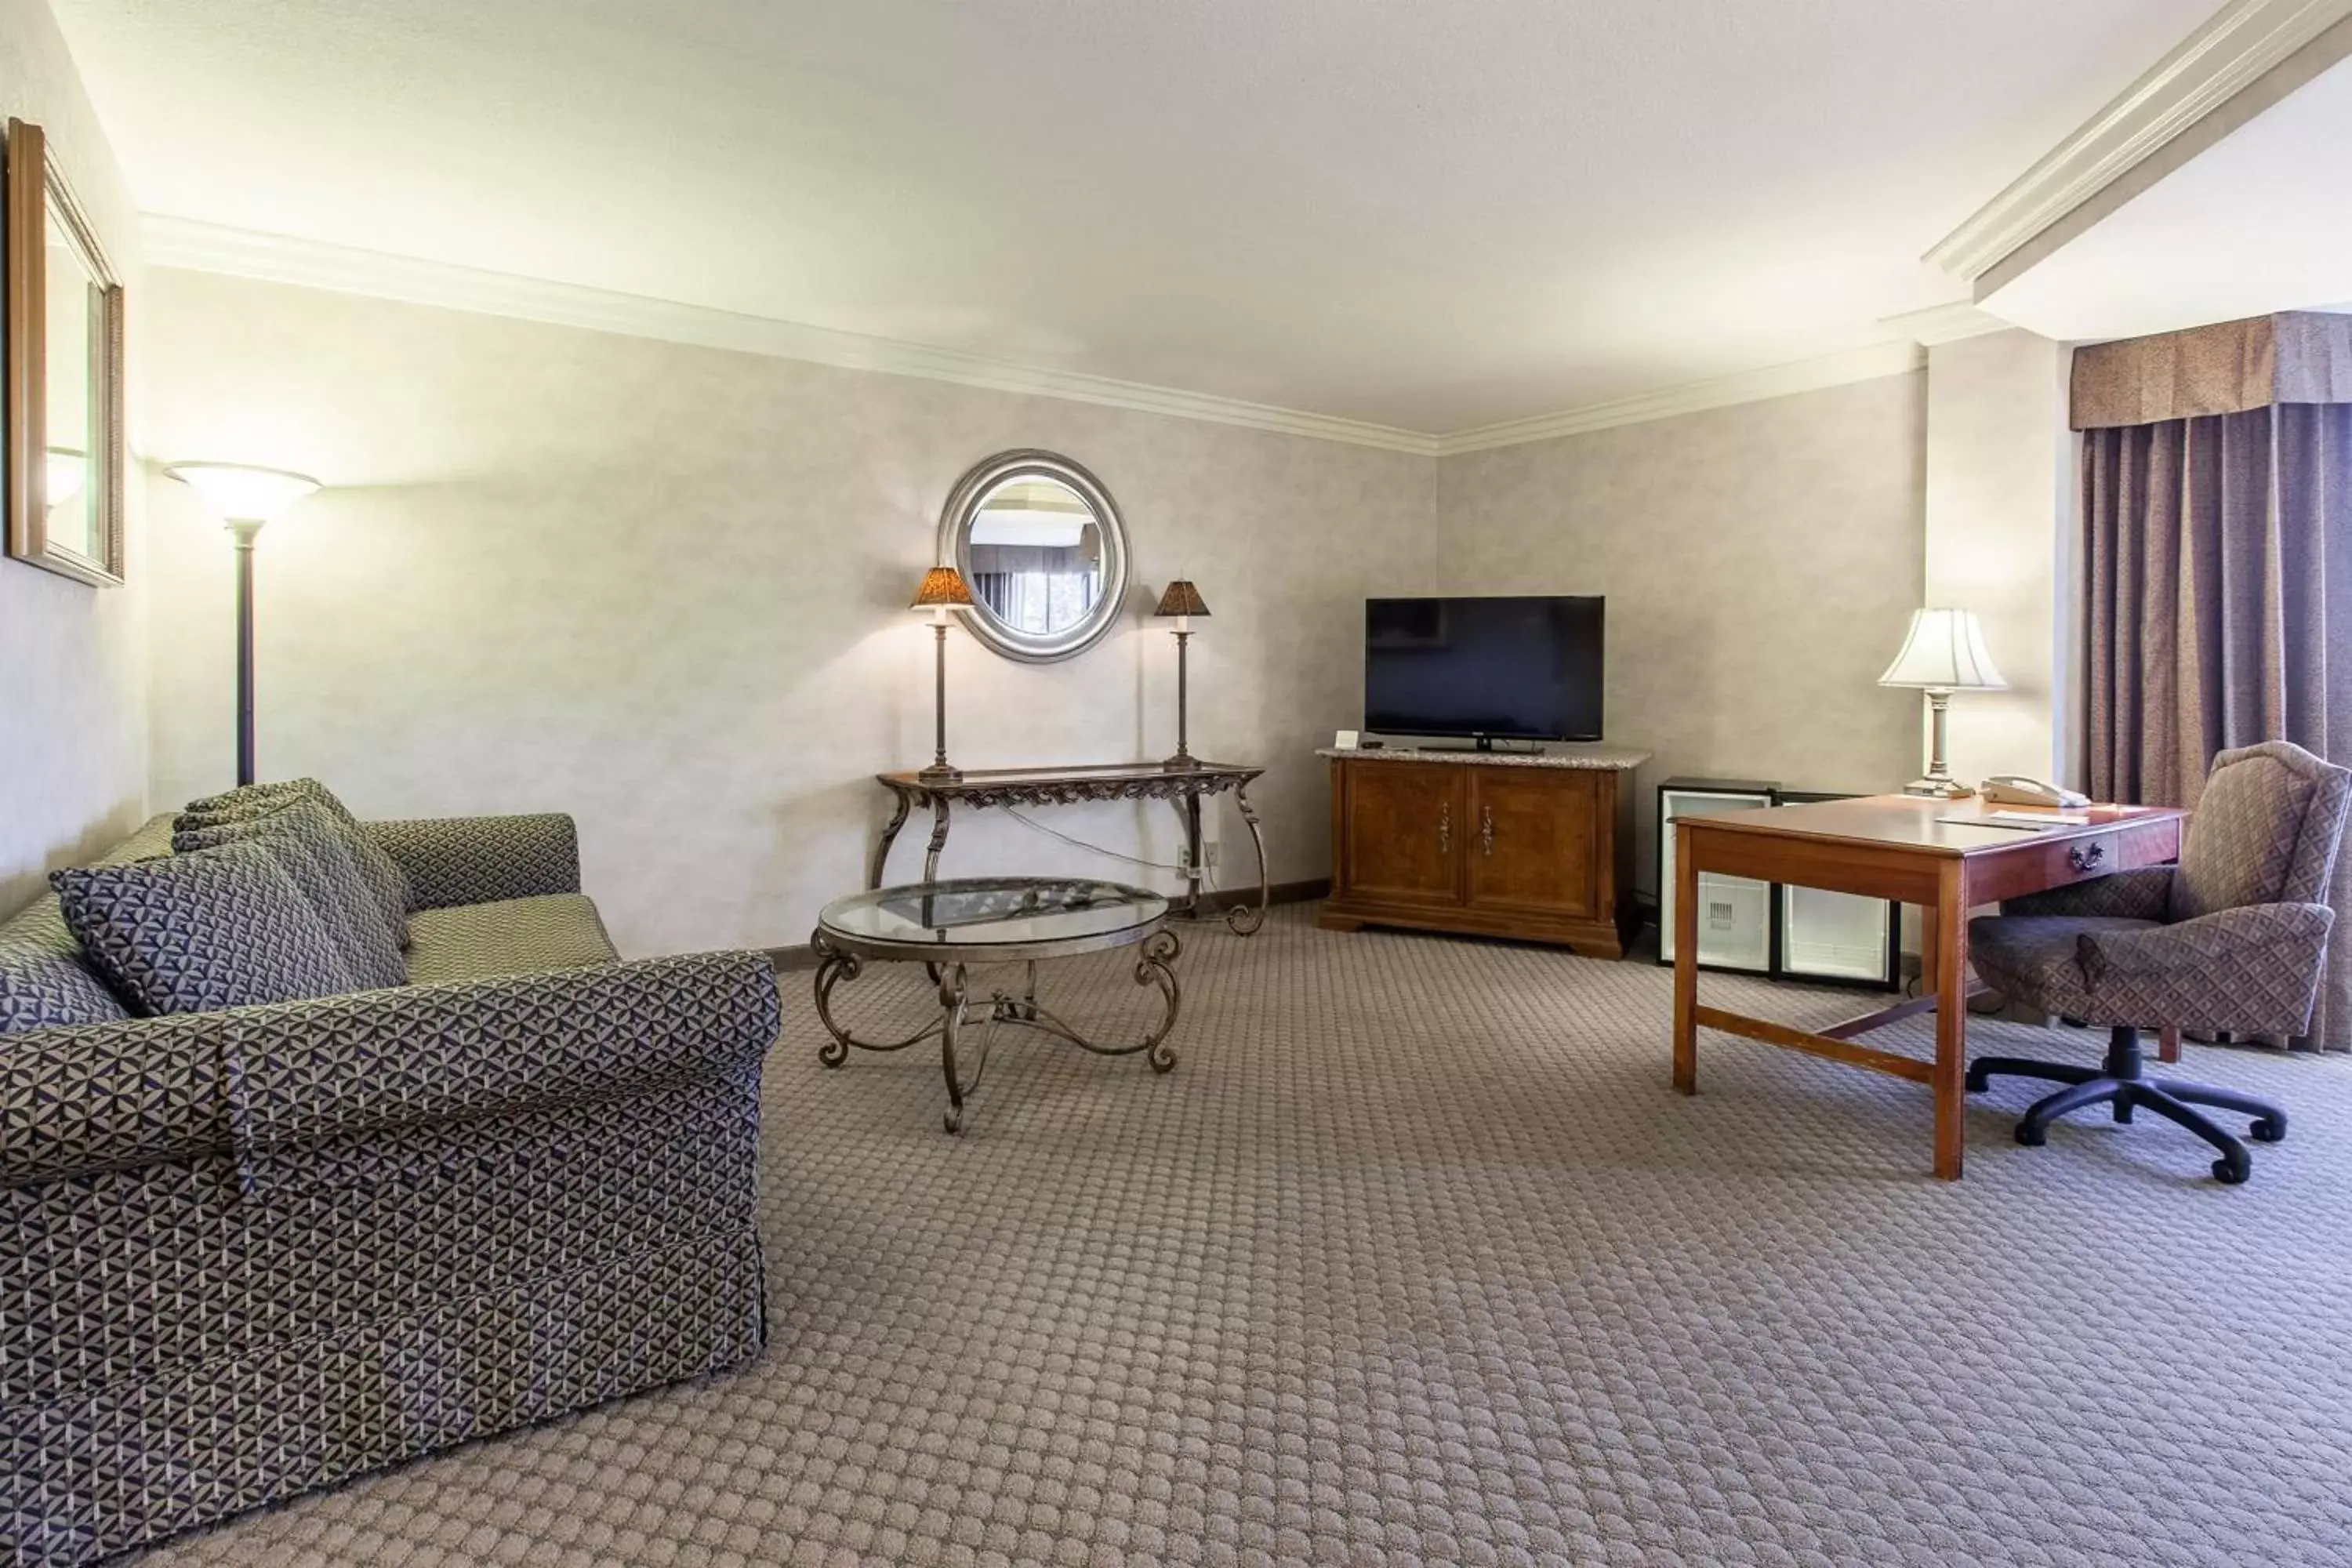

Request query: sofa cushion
[
  {"left": 176, "top": 799, "right": 407, "bottom": 992},
  {"left": 0, "top": 895, "right": 134, "bottom": 1035},
  {"left": 402, "top": 895, "right": 620, "bottom": 986},
  {"left": 52, "top": 841, "right": 360, "bottom": 1015},
  {"left": 177, "top": 779, "right": 412, "bottom": 947}
]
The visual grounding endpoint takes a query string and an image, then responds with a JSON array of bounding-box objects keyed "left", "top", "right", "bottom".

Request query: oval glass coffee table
[{"left": 811, "top": 877, "right": 1182, "bottom": 1132}]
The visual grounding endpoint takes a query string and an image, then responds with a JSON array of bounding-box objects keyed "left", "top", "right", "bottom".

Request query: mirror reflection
[
  {"left": 43, "top": 192, "right": 103, "bottom": 561},
  {"left": 966, "top": 476, "right": 1105, "bottom": 637}
]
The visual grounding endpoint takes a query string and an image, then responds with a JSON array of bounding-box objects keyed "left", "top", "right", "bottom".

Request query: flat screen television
[{"left": 1364, "top": 595, "right": 1604, "bottom": 745}]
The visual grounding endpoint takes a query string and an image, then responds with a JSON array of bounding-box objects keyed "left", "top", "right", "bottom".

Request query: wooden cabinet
[
  {"left": 1338, "top": 760, "right": 1463, "bottom": 906},
  {"left": 1322, "top": 755, "right": 1632, "bottom": 957}
]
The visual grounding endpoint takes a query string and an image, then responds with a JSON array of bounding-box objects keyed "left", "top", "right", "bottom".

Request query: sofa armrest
[
  {"left": 2078, "top": 902, "right": 2336, "bottom": 1036},
  {"left": 364, "top": 814, "right": 582, "bottom": 910},
  {"left": 2004, "top": 866, "right": 2176, "bottom": 920},
  {"left": 1, "top": 952, "right": 779, "bottom": 1189}
]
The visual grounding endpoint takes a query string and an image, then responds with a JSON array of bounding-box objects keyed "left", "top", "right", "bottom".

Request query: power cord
[{"left": 1002, "top": 807, "right": 1218, "bottom": 891}]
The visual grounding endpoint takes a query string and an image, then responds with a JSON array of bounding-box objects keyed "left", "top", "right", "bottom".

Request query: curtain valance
[{"left": 2070, "top": 310, "right": 2352, "bottom": 430}]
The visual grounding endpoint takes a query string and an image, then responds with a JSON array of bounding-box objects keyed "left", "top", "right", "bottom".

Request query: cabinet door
[
  {"left": 1343, "top": 763, "right": 1464, "bottom": 906},
  {"left": 1466, "top": 769, "right": 1599, "bottom": 916}
]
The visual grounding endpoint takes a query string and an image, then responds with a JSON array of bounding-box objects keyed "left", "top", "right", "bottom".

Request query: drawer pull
[
  {"left": 1481, "top": 805, "right": 1495, "bottom": 857},
  {"left": 2067, "top": 842, "right": 2107, "bottom": 873},
  {"left": 1438, "top": 801, "right": 1450, "bottom": 855}
]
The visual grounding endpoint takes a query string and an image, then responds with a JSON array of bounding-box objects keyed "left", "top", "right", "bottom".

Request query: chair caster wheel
[
  {"left": 2015, "top": 1122, "right": 2047, "bottom": 1148},
  {"left": 2250, "top": 1115, "right": 2286, "bottom": 1143},
  {"left": 2212, "top": 1154, "right": 2250, "bottom": 1185}
]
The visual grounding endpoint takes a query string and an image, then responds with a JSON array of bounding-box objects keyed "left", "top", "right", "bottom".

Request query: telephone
[{"left": 1979, "top": 775, "right": 2090, "bottom": 810}]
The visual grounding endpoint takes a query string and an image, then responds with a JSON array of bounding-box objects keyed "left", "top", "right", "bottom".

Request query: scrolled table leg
[
  {"left": 1135, "top": 927, "right": 1183, "bottom": 1073},
  {"left": 869, "top": 789, "right": 913, "bottom": 891},
  {"left": 812, "top": 930, "right": 860, "bottom": 1068},
  {"left": 939, "top": 963, "right": 978, "bottom": 1133},
  {"left": 1225, "top": 784, "right": 1270, "bottom": 935}
]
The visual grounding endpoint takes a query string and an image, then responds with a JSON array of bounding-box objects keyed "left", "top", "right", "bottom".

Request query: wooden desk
[{"left": 1670, "top": 794, "right": 2187, "bottom": 1179}]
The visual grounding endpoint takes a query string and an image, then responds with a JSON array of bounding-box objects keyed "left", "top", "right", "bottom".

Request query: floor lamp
[{"left": 163, "top": 462, "right": 325, "bottom": 786}]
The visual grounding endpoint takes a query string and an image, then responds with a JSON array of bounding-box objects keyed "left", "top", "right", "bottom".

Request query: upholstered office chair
[{"left": 1968, "top": 740, "right": 2350, "bottom": 1184}]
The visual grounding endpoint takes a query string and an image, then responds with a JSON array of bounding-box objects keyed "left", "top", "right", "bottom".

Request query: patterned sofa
[{"left": 1, "top": 809, "right": 780, "bottom": 1566}]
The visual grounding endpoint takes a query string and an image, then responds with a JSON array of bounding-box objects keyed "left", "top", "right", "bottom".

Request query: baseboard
[{"left": 765, "top": 878, "right": 1330, "bottom": 972}]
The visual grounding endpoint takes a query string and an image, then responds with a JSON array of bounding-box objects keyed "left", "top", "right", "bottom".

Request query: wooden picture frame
[{"left": 5, "top": 118, "right": 125, "bottom": 586}]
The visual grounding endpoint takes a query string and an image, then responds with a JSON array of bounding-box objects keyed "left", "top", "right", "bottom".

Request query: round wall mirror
[{"left": 938, "top": 450, "right": 1129, "bottom": 662}]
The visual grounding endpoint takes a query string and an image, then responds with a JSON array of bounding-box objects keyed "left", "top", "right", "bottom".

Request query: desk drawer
[{"left": 1970, "top": 818, "right": 2181, "bottom": 906}]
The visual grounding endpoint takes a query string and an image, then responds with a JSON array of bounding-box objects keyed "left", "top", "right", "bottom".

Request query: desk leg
[
  {"left": 1932, "top": 862, "right": 1969, "bottom": 1180},
  {"left": 1671, "top": 822, "right": 1699, "bottom": 1094}
]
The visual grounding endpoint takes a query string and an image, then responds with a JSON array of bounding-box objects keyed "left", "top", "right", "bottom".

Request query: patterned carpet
[{"left": 136, "top": 906, "right": 2352, "bottom": 1566}]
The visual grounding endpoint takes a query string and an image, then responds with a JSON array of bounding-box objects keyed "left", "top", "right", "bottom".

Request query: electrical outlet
[
  {"left": 1203, "top": 841, "right": 1221, "bottom": 870},
  {"left": 1177, "top": 844, "right": 1192, "bottom": 872}
]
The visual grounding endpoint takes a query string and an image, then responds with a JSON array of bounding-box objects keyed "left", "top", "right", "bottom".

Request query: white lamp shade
[
  {"left": 164, "top": 462, "right": 323, "bottom": 522},
  {"left": 1878, "top": 608, "right": 2007, "bottom": 691}
]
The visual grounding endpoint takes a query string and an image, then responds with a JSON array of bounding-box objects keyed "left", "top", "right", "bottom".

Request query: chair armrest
[
  {"left": 2078, "top": 902, "right": 2336, "bottom": 1036},
  {"left": 2004, "top": 866, "right": 2175, "bottom": 920},
  {"left": 0, "top": 952, "right": 779, "bottom": 1189},
  {"left": 364, "top": 814, "right": 582, "bottom": 910}
]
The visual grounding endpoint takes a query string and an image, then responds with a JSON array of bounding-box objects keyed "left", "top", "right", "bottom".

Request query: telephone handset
[{"left": 1980, "top": 775, "right": 2090, "bottom": 810}]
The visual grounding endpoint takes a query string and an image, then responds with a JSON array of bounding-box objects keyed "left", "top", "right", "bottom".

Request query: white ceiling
[
  {"left": 55, "top": 0, "right": 2223, "bottom": 434},
  {"left": 1981, "top": 52, "right": 2352, "bottom": 341}
]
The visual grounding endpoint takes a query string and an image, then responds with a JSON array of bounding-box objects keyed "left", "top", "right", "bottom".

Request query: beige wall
[
  {"left": 142, "top": 269, "right": 1436, "bottom": 956},
  {"left": 0, "top": 0, "right": 147, "bottom": 915},
  {"left": 1435, "top": 373, "right": 1929, "bottom": 894},
  {"left": 1922, "top": 328, "right": 2075, "bottom": 788}
]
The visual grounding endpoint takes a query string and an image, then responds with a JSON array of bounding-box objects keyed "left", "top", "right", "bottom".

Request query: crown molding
[
  {"left": 1926, "top": 0, "right": 2352, "bottom": 284},
  {"left": 1429, "top": 341, "right": 1926, "bottom": 456},
  {"left": 1877, "top": 300, "right": 2015, "bottom": 347},
  {"left": 147, "top": 216, "right": 1967, "bottom": 462},
  {"left": 140, "top": 216, "right": 1443, "bottom": 456}
]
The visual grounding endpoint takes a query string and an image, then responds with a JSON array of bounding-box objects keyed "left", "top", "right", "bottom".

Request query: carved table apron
[{"left": 870, "top": 761, "right": 1269, "bottom": 935}]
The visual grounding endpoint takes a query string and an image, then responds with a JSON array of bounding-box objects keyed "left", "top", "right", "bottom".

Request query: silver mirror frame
[{"left": 937, "top": 449, "right": 1130, "bottom": 664}]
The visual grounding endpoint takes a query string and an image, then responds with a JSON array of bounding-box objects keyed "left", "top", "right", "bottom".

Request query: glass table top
[{"left": 818, "top": 877, "right": 1168, "bottom": 949}]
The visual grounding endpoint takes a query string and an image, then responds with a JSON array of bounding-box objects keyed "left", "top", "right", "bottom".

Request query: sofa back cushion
[
  {"left": 52, "top": 842, "right": 360, "bottom": 1015},
  {"left": 0, "top": 895, "right": 135, "bottom": 1035},
  {"left": 176, "top": 799, "right": 408, "bottom": 991},
  {"left": 177, "top": 779, "right": 412, "bottom": 942}
]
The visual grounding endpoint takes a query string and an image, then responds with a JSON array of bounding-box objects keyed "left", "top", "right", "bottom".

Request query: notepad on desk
[{"left": 1940, "top": 810, "right": 2092, "bottom": 830}]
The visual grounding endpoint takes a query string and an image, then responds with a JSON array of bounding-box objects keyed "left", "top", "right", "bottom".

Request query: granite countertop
[{"left": 1315, "top": 742, "right": 1651, "bottom": 771}]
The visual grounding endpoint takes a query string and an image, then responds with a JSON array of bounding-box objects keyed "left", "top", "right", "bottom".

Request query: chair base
[{"left": 1967, "top": 1025, "right": 2283, "bottom": 1185}]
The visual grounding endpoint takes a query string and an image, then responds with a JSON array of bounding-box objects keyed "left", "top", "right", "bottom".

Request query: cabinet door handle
[
  {"left": 1438, "top": 800, "right": 1450, "bottom": 855},
  {"left": 1480, "top": 805, "right": 1495, "bottom": 857}
]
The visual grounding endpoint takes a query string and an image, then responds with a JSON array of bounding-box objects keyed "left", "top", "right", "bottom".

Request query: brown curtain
[{"left": 2083, "top": 400, "right": 2352, "bottom": 1048}]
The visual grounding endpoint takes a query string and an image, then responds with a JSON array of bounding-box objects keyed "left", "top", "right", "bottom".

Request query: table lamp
[
  {"left": 162, "top": 461, "right": 325, "bottom": 786},
  {"left": 1878, "top": 607, "right": 2005, "bottom": 798},
  {"left": 1154, "top": 579, "right": 1210, "bottom": 770},
  {"left": 909, "top": 565, "right": 975, "bottom": 782}
]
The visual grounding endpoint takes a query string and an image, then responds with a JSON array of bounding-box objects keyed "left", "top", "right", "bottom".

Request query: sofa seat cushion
[
  {"left": 51, "top": 841, "right": 361, "bottom": 1014},
  {"left": 402, "top": 895, "right": 619, "bottom": 985}
]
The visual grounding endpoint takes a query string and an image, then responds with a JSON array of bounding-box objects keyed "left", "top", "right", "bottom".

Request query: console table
[{"left": 871, "top": 760, "right": 1269, "bottom": 934}]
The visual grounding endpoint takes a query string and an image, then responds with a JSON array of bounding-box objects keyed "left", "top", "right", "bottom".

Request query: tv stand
[{"left": 1315, "top": 743, "right": 1650, "bottom": 957}]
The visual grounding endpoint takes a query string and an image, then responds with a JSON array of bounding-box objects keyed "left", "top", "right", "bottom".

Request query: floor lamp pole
[{"left": 230, "top": 519, "right": 263, "bottom": 786}]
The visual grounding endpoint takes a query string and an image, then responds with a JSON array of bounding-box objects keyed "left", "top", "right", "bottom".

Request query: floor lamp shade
[{"left": 164, "top": 462, "right": 326, "bottom": 786}]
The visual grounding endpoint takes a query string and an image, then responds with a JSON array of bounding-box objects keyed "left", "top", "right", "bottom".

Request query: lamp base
[
  {"left": 1901, "top": 774, "right": 1974, "bottom": 800},
  {"left": 917, "top": 763, "right": 964, "bottom": 784},
  {"left": 1161, "top": 753, "right": 1205, "bottom": 772}
]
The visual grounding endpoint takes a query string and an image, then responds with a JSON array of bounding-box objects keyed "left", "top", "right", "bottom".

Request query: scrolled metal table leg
[
  {"left": 938, "top": 963, "right": 983, "bottom": 1134},
  {"left": 923, "top": 797, "right": 953, "bottom": 883},
  {"left": 869, "top": 789, "right": 913, "bottom": 891},
  {"left": 812, "top": 930, "right": 859, "bottom": 1067},
  {"left": 1225, "top": 784, "right": 1270, "bottom": 935},
  {"left": 1135, "top": 927, "right": 1183, "bottom": 1071}
]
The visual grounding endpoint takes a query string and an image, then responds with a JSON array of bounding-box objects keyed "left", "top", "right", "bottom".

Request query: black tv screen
[{"left": 1364, "top": 596, "right": 1604, "bottom": 742}]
